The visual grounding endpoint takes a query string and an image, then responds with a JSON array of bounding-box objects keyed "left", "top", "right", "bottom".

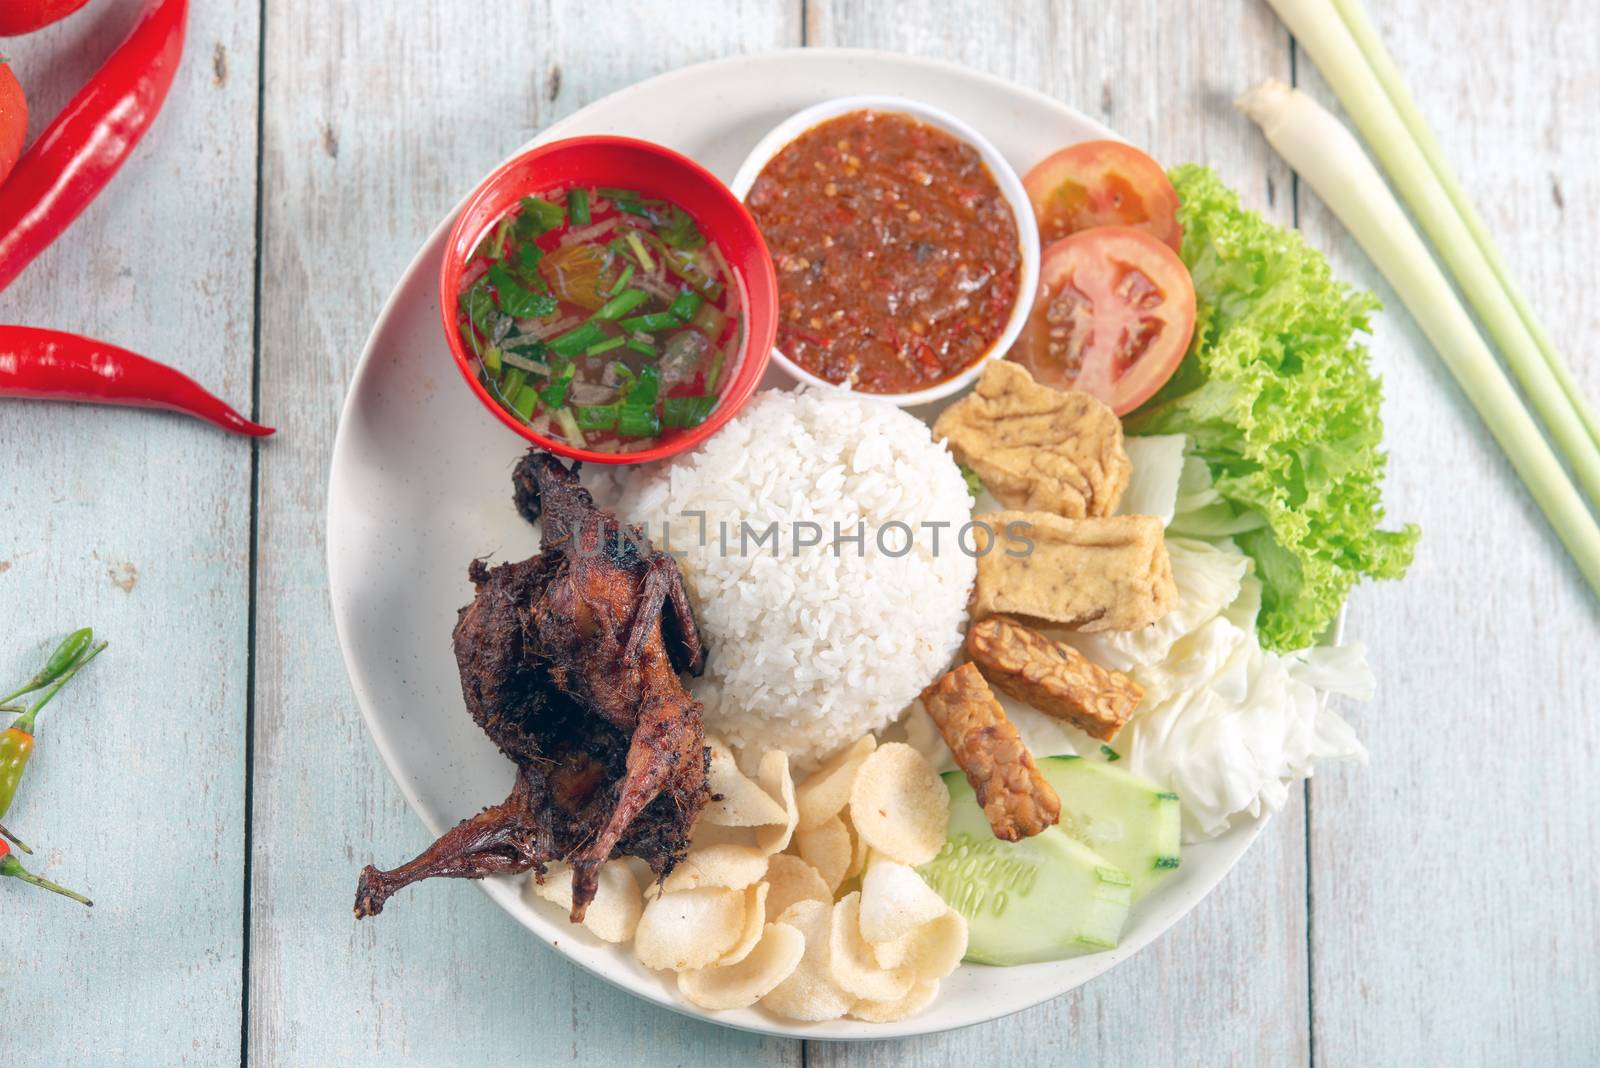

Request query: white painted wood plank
[
  {"left": 1289, "top": 3, "right": 1600, "bottom": 1065},
  {"left": 0, "top": 0, "right": 260, "bottom": 1063},
  {"left": 801, "top": 3, "right": 1311, "bottom": 1065},
  {"left": 250, "top": 3, "right": 803, "bottom": 1065}
]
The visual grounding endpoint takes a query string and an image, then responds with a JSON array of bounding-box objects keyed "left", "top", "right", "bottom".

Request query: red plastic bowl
[{"left": 439, "top": 136, "right": 778, "bottom": 465}]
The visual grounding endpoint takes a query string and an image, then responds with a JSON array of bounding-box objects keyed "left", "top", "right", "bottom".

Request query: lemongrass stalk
[
  {"left": 1237, "top": 81, "right": 1600, "bottom": 596},
  {"left": 1263, "top": 0, "right": 1600, "bottom": 511},
  {"left": 1331, "top": 0, "right": 1600, "bottom": 450}
]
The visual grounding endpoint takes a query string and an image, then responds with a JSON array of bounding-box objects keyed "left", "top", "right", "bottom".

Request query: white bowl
[{"left": 729, "top": 94, "right": 1041, "bottom": 407}]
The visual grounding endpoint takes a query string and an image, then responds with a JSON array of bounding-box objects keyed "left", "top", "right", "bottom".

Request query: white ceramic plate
[{"left": 328, "top": 48, "right": 1268, "bottom": 1040}]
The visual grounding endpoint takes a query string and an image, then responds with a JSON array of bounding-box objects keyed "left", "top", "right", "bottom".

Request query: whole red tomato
[
  {"left": 0, "top": 0, "right": 94, "bottom": 36},
  {"left": 0, "top": 61, "right": 25, "bottom": 186}
]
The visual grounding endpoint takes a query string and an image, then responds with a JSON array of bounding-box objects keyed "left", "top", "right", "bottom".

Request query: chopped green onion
[
  {"left": 669, "top": 290, "right": 703, "bottom": 322},
  {"left": 488, "top": 218, "right": 514, "bottom": 260},
  {"left": 517, "top": 242, "right": 544, "bottom": 277},
  {"left": 662, "top": 395, "right": 717, "bottom": 429},
  {"left": 575, "top": 404, "right": 619, "bottom": 430},
  {"left": 619, "top": 312, "right": 680, "bottom": 333},
  {"left": 489, "top": 263, "right": 558, "bottom": 320},
  {"left": 552, "top": 407, "right": 585, "bottom": 445},
  {"left": 511, "top": 382, "right": 541, "bottom": 420},
  {"left": 585, "top": 336, "right": 627, "bottom": 357},
  {"left": 610, "top": 362, "right": 638, "bottom": 394},
  {"left": 705, "top": 333, "right": 731, "bottom": 396},
  {"left": 617, "top": 406, "right": 661, "bottom": 438},
  {"left": 659, "top": 244, "right": 724, "bottom": 301},
  {"left": 539, "top": 362, "right": 575, "bottom": 408},
  {"left": 624, "top": 364, "right": 660, "bottom": 408},
  {"left": 547, "top": 322, "right": 607, "bottom": 357},
  {"left": 567, "top": 187, "right": 590, "bottom": 227},
  {"left": 591, "top": 288, "right": 650, "bottom": 322},
  {"left": 1100, "top": 744, "right": 1121, "bottom": 763},
  {"left": 460, "top": 285, "right": 495, "bottom": 336},
  {"left": 515, "top": 195, "right": 565, "bottom": 238},
  {"left": 614, "top": 365, "right": 661, "bottom": 438},
  {"left": 482, "top": 346, "right": 502, "bottom": 376},
  {"left": 624, "top": 337, "right": 658, "bottom": 358},
  {"left": 605, "top": 262, "right": 635, "bottom": 298},
  {"left": 658, "top": 207, "right": 705, "bottom": 250},
  {"left": 501, "top": 367, "right": 527, "bottom": 400},
  {"left": 624, "top": 230, "right": 655, "bottom": 272},
  {"left": 503, "top": 336, "right": 548, "bottom": 358}
]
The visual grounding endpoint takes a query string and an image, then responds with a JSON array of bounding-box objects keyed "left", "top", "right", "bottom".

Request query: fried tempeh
[
  {"left": 919, "top": 663, "right": 1060, "bottom": 841},
  {"left": 966, "top": 617, "right": 1143, "bottom": 741},
  {"left": 971, "top": 512, "right": 1176, "bottom": 632},
  {"left": 933, "top": 360, "right": 1130, "bottom": 518}
]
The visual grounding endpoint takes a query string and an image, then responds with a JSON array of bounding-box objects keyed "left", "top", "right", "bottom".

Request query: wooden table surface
[{"left": 1, "top": 2, "right": 1595, "bottom": 1065}]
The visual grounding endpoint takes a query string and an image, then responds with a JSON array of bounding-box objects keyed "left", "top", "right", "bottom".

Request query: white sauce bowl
[{"left": 730, "top": 95, "right": 1041, "bottom": 407}]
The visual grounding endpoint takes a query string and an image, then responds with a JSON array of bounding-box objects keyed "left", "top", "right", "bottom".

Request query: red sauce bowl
[{"left": 439, "top": 136, "right": 778, "bottom": 464}]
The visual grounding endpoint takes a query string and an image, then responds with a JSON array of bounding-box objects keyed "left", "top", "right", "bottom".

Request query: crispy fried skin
[
  {"left": 966, "top": 617, "right": 1143, "bottom": 741},
  {"left": 354, "top": 451, "right": 710, "bottom": 922},
  {"left": 934, "top": 361, "right": 1130, "bottom": 517},
  {"left": 971, "top": 512, "right": 1176, "bottom": 631},
  {"left": 919, "top": 663, "right": 1060, "bottom": 841}
]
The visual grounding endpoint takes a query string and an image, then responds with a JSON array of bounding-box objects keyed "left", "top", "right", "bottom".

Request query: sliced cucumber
[
  {"left": 1038, "top": 755, "right": 1181, "bottom": 901},
  {"left": 920, "top": 772, "right": 1132, "bottom": 965}
]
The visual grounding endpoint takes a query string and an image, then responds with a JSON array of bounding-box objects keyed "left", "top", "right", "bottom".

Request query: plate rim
[{"left": 327, "top": 46, "right": 1281, "bottom": 1042}]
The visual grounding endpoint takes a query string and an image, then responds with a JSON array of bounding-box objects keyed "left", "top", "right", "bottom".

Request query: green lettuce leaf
[{"left": 1128, "top": 165, "right": 1418, "bottom": 651}]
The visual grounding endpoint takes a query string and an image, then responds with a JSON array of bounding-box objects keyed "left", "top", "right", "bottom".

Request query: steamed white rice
[{"left": 621, "top": 389, "right": 975, "bottom": 768}]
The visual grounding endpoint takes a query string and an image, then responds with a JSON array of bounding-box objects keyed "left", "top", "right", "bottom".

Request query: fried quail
[{"left": 354, "top": 451, "right": 710, "bottom": 922}]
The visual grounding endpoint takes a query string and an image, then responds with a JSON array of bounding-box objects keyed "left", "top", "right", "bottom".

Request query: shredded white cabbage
[
  {"left": 1117, "top": 435, "right": 1187, "bottom": 525},
  {"left": 1082, "top": 438, "right": 1371, "bottom": 841}
]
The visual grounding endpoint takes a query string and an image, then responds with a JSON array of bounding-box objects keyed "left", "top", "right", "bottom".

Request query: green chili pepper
[
  {"left": 0, "top": 627, "right": 93, "bottom": 707},
  {"left": 0, "top": 640, "right": 106, "bottom": 822}
]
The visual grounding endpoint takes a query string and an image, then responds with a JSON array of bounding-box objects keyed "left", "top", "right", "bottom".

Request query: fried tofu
[
  {"left": 971, "top": 512, "right": 1176, "bottom": 632},
  {"left": 966, "top": 617, "right": 1144, "bottom": 741},
  {"left": 933, "top": 360, "right": 1130, "bottom": 518},
  {"left": 919, "top": 664, "right": 1060, "bottom": 841}
]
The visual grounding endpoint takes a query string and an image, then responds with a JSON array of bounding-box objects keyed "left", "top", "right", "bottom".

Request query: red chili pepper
[
  {"left": 0, "top": 835, "right": 91, "bottom": 906},
  {"left": 0, "top": 326, "right": 273, "bottom": 436},
  {"left": 0, "top": 0, "right": 188, "bottom": 294}
]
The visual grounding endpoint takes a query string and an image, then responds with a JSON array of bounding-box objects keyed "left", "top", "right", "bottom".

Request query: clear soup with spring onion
[{"left": 455, "top": 184, "right": 743, "bottom": 451}]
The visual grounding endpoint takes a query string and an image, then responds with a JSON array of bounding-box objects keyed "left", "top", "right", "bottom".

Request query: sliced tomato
[
  {"left": 0, "top": 61, "right": 24, "bottom": 187},
  {"left": 1008, "top": 227, "right": 1195, "bottom": 415},
  {"left": 1023, "top": 141, "right": 1183, "bottom": 252}
]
